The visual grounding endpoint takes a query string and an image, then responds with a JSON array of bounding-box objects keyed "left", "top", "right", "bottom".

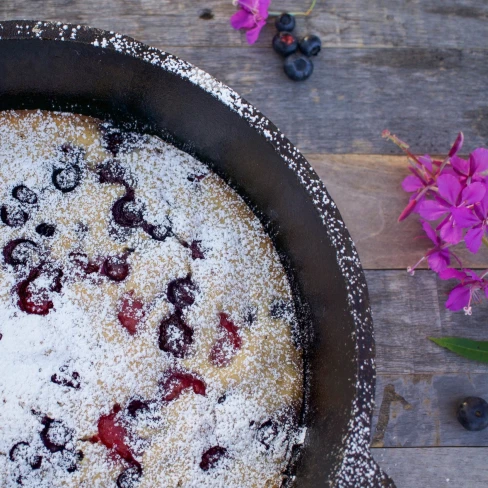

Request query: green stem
[{"left": 269, "top": 0, "right": 317, "bottom": 17}]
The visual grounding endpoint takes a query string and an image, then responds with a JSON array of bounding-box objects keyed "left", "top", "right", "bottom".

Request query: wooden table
[{"left": 3, "top": 1, "right": 487, "bottom": 486}]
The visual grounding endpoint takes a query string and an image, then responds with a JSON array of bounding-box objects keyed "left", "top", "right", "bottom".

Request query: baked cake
[{"left": 0, "top": 110, "right": 304, "bottom": 487}]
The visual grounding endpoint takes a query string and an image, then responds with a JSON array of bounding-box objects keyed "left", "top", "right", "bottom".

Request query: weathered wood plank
[
  {"left": 372, "top": 374, "right": 488, "bottom": 448},
  {"left": 366, "top": 270, "right": 488, "bottom": 374},
  {"left": 373, "top": 448, "right": 488, "bottom": 488},
  {"left": 168, "top": 47, "right": 488, "bottom": 154},
  {"left": 308, "top": 154, "right": 488, "bottom": 270},
  {"left": 2, "top": 0, "right": 487, "bottom": 49}
]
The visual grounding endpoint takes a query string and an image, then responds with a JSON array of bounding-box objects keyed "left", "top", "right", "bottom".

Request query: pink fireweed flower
[
  {"left": 230, "top": 0, "right": 271, "bottom": 44},
  {"left": 439, "top": 268, "right": 488, "bottom": 315},
  {"left": 418, "top": 174, "right": 486, "bottom": 244},
  {"left": 449, "top": 147, "right": 488, "bottom": 185},
  {"left": 407, "top": 221, "right": 456, "bottom": 275},
  {"left": 452, "top": 191, "right": 488, "bottom": 253}
]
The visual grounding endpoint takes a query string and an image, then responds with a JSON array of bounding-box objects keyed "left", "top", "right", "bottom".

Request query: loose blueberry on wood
[
  {"left": 284, "top": 55, "right": 314, "bottom": 81},
  {"left": 52, "top": 165, "right": 82, "bottom": 193},
  {"left": 275, "top": 13, "right": 296, "bottom": 32},
  {"left": 1, "top": 204, "right": 28, "bottom": 227},
  {"left": 272, "top": 32, "right": 298, "bottom": 57},
  {"left": 457, "top": 397, "right": 488, "bottom": 431},
  {"left": 299, "top": 35, "right": 322, "bottom": 56},
  {"left": 12, "top": 185, "right": 38, "bottom": 205}
]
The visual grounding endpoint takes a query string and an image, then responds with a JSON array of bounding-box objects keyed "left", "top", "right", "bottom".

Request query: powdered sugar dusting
[{"left": 0, "top": 110, "right": 304, "bottom": 487}]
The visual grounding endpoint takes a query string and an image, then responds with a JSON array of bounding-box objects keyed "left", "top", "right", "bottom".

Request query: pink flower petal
[
  {"left": 230, "top": 9, "right": 256, "bottom": 30},
  {"left": 465, "top": 226, "right": 484, "bottom": 253},
  {"left": 439, "top": 218, "right": 463, "bottom": 244},
  {"left": 450, "top": 156, "right": 469, "bottom": 177},
  {"left": 257, "top": 0, "right": 271, "bottom": 18},
  {"left": 461, "top": 182, "right": 486, "bottom": 205},
  {"left": 417, "top": 200, "right": 449, "bottom": 220},
  {"left": 445, "top": 284, "right": 471, "bottom": 311},
  {"left": 421, "top": 220, "right": 439, "bottom": 245},
  {"left": 451, "top": 207, "right": 481, "bottom": 228},
  {"left": 402, "top": 175, "right": 424, "bottom": 192},
  {"left": 478, "top": 192, "right": 488, "bottom": 216},
  {"left": 469, "top": 148, "right": 488, "bottom": 175},
  {"left": 245, "top": 19, "right": 266, "bottom": 44},
  {"left": 439, "top": 268, "right": 466, "bottom": 281},
  {"left": 427, "top": 249, "right": 450, "bottom": 272},
  {"left": 437, "top": 174, "right": 462, "bottom": 206}
]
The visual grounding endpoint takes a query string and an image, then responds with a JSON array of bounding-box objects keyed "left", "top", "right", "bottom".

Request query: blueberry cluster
[{"left": 272, "top": 13, "right": 321, "bottom": 81}]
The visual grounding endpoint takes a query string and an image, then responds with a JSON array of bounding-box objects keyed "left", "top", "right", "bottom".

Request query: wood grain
[
  {"left": 309, "top": 154, "right": 488, "bottom": 270},
  {"left": 1, "top": 4, "right": 487, "bottom": 154},
  {"left": 2, "top": 0, "right": 487, "bottom": 49},
  {"left": 366, "top": 270, "right": 488, "bottom": 374},
  {"left": 372, "top": 448, "right": 488, "bottom": 488},
  {"left": 372, "top": 374, "right": 488, "bottom": 447}
]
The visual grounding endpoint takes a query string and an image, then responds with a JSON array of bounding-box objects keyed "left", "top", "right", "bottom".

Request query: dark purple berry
[
  {"left": 272, "top": 32, "right": 298, "bottom": 57},
  {"left": 256, "top": 420, "right": 279, "bottom": 450},
  {"left": 52, "top": 165, "right": 82, "bottom": 193},
  {"left": 284, "top": 55, "right": 314, "bottom": 81},
  {"left": 199, "top": 446, "right": 227, "bottom": 471},
  {"left": 117, "top": 465, "right": 142, "bottom": 488},
  {"left": 299, "top": 34, "right": 322, "bottom": 56},
  {"left": 112, "top": 193, "right": 145, "bottom": 228},
  {"left": 167, "top": 275, "right": 196, "bottom": 309},
  {"left": 159, "top": 310, "right": 194, "bottom": 358},
  {"left": 40, "top": 417, "right": 73, "bottom": 453},
  {"left": 101, "top": 256, "right": 130, "bottom": 282},
  {"left": 275, "top": 13, "right": 296, "bottom": 32},
  {"left": 97, "top": 159, "right": 131, "bottom": 187},
  {"left": 100, "top": 124, "right": 140, "bottom": 157},
  {"left": 1, "top": 204, "right": 28, "bottom": 227},
  {"left": 12, "top": 185, "right": 38, "bottom": 205},
  {"left": 3, "top": 239, "right": 38, "bottom": 266},
  {"left": 0, "top": 333, "right": 3, "bottom": 340},
  {"left": 142, "top": 221, "right": 172, "bottom": 241},
  {"left": 457, "top": 397, "right": 488, "bottom": 431},
  {"left": 127, "top": 399, "right": 150, "bottom": 418},
  {"left": 63, "top": 449, "right": 84, "bottom": 473},
  {"left": 36, "top": 223, "right": 56, "bottom": 237},
  {"left": 9, "top": 442, "right": 42, "bottom": 470},
  {"left": 51, "top": 366, "right": 81, "bottom": 389},
  {"left": 217, "top": 394, "right": 227, "bottom": 404}
]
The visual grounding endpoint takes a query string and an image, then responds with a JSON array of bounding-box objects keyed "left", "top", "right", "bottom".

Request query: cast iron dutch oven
[{"left": 0, "top": 20, "right": 395, "bottom": 487}]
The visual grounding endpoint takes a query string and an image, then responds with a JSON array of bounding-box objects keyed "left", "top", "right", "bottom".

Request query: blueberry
[
  {"left": 117, "top": 465, "right": 142, "bottom": 488},
  {"left": 36, "top": 223, "right": 56, "bottom": 237},
  {"left": 299, "top": 35, "right": 322, "bottom": 56},
  {"left": 1, "top": 204, "right": 28, "bottom": 227},
  {"left": 284, "top": 55, "right": 314, "bottom": 81},
  {"left": 275, "top": 13, "right": 296, "bottom": 32},
  {"left": 199, "top": 446, "right": 227, "bottom": 471},
  {"left": 52, "top": 165, "right": 82, "bottom": 193},
  {"left": 40, "top": 417, "right": 73, "bottom": 453},
  {"left": 12, "top": 185, "right": 38, "bottom": 205},
  {"left": 457, "top": 397, "right": 488, "bottom": 431},
  {"left": 272, "top": 32, "right": 298, "bottom": 57}
]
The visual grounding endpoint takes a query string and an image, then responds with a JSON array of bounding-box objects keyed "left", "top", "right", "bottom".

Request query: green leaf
[{"left": 429, "top": 337, "right": 488, "bottom": 363}]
